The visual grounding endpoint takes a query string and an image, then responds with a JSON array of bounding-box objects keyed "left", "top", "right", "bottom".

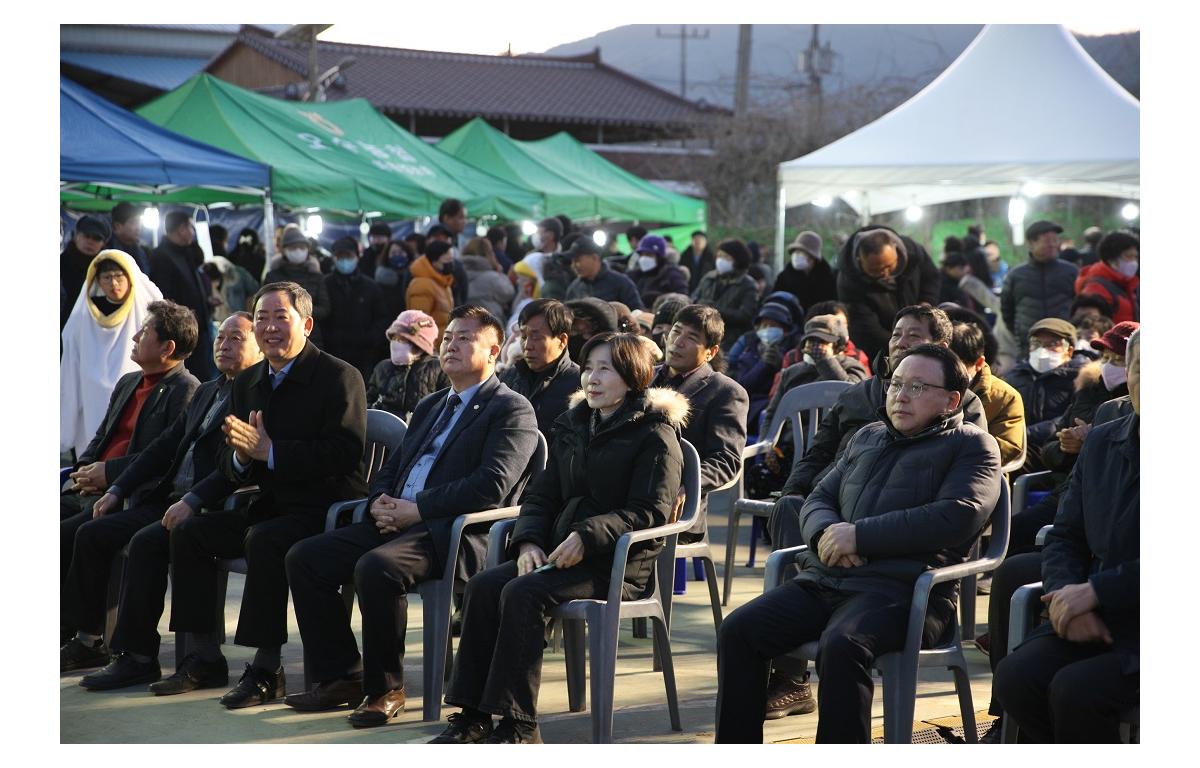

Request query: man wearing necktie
[
  {"left": 284, "top": 304, "right": 539, "bottom": 728},
  {"left": 167, "top": 282, "right": 368, "bottom": 710}
]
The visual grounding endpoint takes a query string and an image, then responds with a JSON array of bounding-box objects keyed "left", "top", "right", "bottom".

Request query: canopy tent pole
[
  {"left": 774, "top": 180, "right": 786, "bottom": 274},
  {"left": 263, "top": 188, "right": 276, "bottom": 264},
  {"left": 860, "top": 191, "right": 871, "bottom": 226}
]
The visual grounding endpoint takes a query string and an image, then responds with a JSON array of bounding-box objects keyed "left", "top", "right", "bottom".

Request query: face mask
[
  {"left": 1101, "top": 361, "right": 1128, "bottom": 390},
  {"left": 388, "top": 251, "right": 409, "bottom": 269},
  {"left": 715, "top": 257, "right": 734, "bottom": 274},
  {"left": 1117, "top": 259, "right": 1139, "bottom": 278},
  {"left": 803, "top": 353, "right": 816, "bottom": 366},
  {"left": 334, "top": 258, "right": 358, "bottom": 275},
  {"left": 1029, "top": 347, "right": 1066, "bottom": 374},
  {"left": 284, "top": 247, "right": 308, "bottom": 264},
  {"left": 791, "top": 253, "right": 811, "bottom": 271},
  {"left": 638, "top": 256, "right": 658, "bottom": 272},
  {"left": 238, "top": 234, "right": 253, "bottom": 246},
  {"left": 531, "top": 232, "right": 544, "bottom": 251},
  {"left": 374, "top": 265, "right": 399, "bottom": 286},
  {"left": 756, "top": 326, "right": 784, "bottom": 346},
  {"left": 390, "top": 340, "right": 418, "bottom": 367}
]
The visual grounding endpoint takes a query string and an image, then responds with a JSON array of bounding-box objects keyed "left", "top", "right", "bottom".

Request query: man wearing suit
[
  {"left": 149, "top": 210, "right": 215, "bottom": 380},
  {"left": 75, "top": 313, "right": 263, "bottom": 691},
  {"left": 61, "top": 300, "right": 200, "bottom": 670},
  {"left": 284, "top": 304, "right": 539, "bottom": 728},
  {"left": 651, "top": 304, "right": 748, "bottom": 545},
  {"left": 499, "top": 298, "right": 580, "bottom": 442},
  {"left": 166, "top": 281, "right": 368, "bottom": 709}
]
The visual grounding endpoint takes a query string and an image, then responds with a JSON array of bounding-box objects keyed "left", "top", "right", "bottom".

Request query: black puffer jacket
[
  {"left": 365, "top": 354, "right": 449, "bottom": 422},
  {"left": 1003, "top": 359, "right": 1081, "bottom": 446},
  {"left": 499, "top": 349, "right": 580, "bottom": 443},
  {"left": 835, "top": 226, "right": 940, "bottom": 361},
  {"left": 509, "top": 387, "right": 687, "bottom": 597},
  {"left": 691, "top": 269, "right": 760, "bottom": 351},
  {"left": 797, "top": 410, "right": 1001, "bottom": 604},
  {"left": 999, "top": 256, "right": 1080, "bottom": 343},
  {"left": 772, "top": 258, "right": 837, "bottom": 311},
  {"left": 323, "top": 270, "right": 390, "bottom": 381}
]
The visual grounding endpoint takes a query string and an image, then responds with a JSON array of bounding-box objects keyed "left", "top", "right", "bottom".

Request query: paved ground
[{"left": 60, "top": 511, "right": 998, "bottom": 744}]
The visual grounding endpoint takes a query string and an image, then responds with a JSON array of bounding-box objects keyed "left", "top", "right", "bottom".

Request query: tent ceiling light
[
  {"left": 1121, "top": 202, "right": 1140, "bottom": 221},
  {"left": 1021, "top": 181, "right": 1043, "bottom": 198},
  {"left": 304, "top": 214, "right": 324, "bottom": 237},
  {"left": 521, "top": 220, "right": 537, "bottom": 236},
  {"left": 141, "top": 207, "right": 160, "bottom": 231},
  {"left": 592, "top": 230, "right": 608, "bottom": 247},
  {"left": 904, "top": 205, "right": 923, "bottom": 222}
]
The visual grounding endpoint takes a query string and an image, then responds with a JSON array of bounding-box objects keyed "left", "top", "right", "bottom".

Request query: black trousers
[
  {"left": 715, "top": 579, "right": 952, "bottom": 744},
  {"left": 985, "top": 551, "right": 1043, "bottom": 714},
  {"left": 110, "top": 520, "right": 173, "bottom": 658},
  {"left": 62, "top": 502, "right": 167, "bottom": 636},
  {"left": 285, "top": 520, "right": 435, "bottom": 697},
  {"left": 444, "top": 560, "right": 606, "bottom": 723},
  {"left": 765, "top": 494, "right": 806, "bottom": 551},
  {"left": 169, "top": 509, "right": 324, "bottom": 649},
  {"left": 993, "top": 632, "right": 1139, "bottom": 742},
  {"left": 60, "top": 493, "right": 98, "bottom": 620}
]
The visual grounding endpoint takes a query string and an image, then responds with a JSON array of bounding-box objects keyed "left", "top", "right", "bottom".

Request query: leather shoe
[
  {"left": 429, "top": 711, "right": 493, "bottom": 743},
  {"left": 348, "top": 689, "right": 406, "bottom": 727},
  {"left": 149, "top": 653, "right": 229, "bottom": 696},
  {"left": 484, "top": 717, "right": 543, "bottom": 744},
  {"left": 285, "top": 677, "right": 363, "bottom": 711},
  {"left": 219, "top": 664, "right": 285, "bottom": 709},
  {"left": 61, "top": 637, "right": 110, "bottom": 672},
  {"left": 80, "top": 653, "right": 161, "bottom": 690}
]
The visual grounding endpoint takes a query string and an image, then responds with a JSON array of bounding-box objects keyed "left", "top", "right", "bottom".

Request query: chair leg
[
  {"left": 422, "top": 588, "right": 450, "bottom": 722},
  {"left": 651, "top": 614, "right": 682, "bottom": 732},
  {"left": 747, "top": 517, "right": 763, "bottom": 567},
  {"left": 562, "top": 618, "right": 587, "bottom": 713},
  {"left": 722, "top": 505, "right": 743, "bottom": 606},
  {"left": 701, "top": 556, "right": 723, "bottom": 633},
  {"left": 877, "top": 654, "right": 916, "bottom": 744},
  {"left": 587, "top": 609, "right": 619, "bottom": 743},
  {"left": 632, "top": 616, "right": 648, "bottom": 639},
  {"left": 960, "top": 575, "right": 977, "bottom": 641},
  {"left": 950, "top": 660, "right": 977, "bottom": 743}
]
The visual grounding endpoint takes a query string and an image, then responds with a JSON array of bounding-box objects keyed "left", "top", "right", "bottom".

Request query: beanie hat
[{"left": 716, "top": 239, "right": 752, "bottom": 270}]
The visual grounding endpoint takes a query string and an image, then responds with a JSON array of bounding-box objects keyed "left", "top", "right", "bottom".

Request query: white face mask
[
  {"left": 284, "top": 247, "right": 308, "bottom": 264},
  {"left": 1029, "top": 347, "right": 1066, "bottom": 374},
  {"left": 638, "top": 255, "right": 658, "bottom": 272},
  {"left": 803, "top": 353, "right": 816, "bottom": 366},
  {"left": 1101, "top": 361, "right": 1128, "bottom": 390},
  {"left": 715, "top": 257, "right": 734, "bottom": 274},
  {"left": 791, "top": 253, "right": 811, "bottom": 271},
  {"left": 1117, "top": 259, "right": 1139, "bottom": 278},
  {"left": 390, "top": 340, "right": 418, "bottom": 367}
]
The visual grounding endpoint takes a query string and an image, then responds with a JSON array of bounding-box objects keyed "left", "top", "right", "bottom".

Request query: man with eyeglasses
[
  {"left": 716, "top": 342, "right": 1000, "bottom": 743},
  {"left": 1002, "top": 318, "right": 1082, "bottom": 461}
]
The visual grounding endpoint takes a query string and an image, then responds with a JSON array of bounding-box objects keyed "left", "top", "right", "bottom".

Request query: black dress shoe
[
  {"left": 484, "top": 717, "right": 543, "bottom": 744},
  {"left": 61, "top": 637, "right": 110, "bottom": 672},
  {"left": 80, "top": 653, "right": 162, "bottom": 690},
  {"left": 149, "top": 653, "right": 229, "bottom": 696},
  {"left": 284, "top": 677, "right": 363, "bottom": 711},
  {"left": 429, "top": 711, "right": 494, "bottom": 743},
  {"left": 219, "top": 664, "right": 286, "bottom": 709}
]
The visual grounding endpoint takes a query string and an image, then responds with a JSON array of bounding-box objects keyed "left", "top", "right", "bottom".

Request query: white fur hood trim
[{"left": 567, "top": 386, "right": 690, "bottom": 427}]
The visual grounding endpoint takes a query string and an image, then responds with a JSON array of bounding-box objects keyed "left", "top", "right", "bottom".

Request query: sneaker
[
  {"left": 980, "top": 718, "right": 1002, "bottom": 743},
  {"left": 149, "top": 653, "right": 229, "bottom": 696},
  {"left": 484, "top": 717, "right": 543, "bottom": 744},
  {"left": 61, "top": 637, "right": 110, "bottom": 672},
  {"left": 219, "top": 664, "right": 286, "bottom": 709},
  {"left": 429, "top": 711, "right": 494, "bottom": 743},
  {"left": 764, "top": 674, "right": 816, "bottom": 720},
  {"left": 79, "top": 653, "right": 161, "bottom": 690}
]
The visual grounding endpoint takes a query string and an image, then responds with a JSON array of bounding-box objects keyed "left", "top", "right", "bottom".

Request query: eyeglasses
[
  {"left": 97, "top": 272, "right": 128, "bottom": 283},
  {"left": 1028, "top": 338, "right": 1069, "bottom": 351},
  {"left": 884, "top": 378, "right": 949, "bottom": 398}
]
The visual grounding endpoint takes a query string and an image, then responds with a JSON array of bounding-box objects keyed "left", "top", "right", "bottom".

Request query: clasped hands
[
  {"left": 223, "top": 410, "right": 272, "bottom": 464},
  {"left": 1056, "top": 418, "right": 1091, "bottom": 455},
  {"left": 369, "top": 493, "right": 421, "bottom": 534},
  {"left": 516, "top": 532, "right": 585, "bottom": 576},
  {"left": 817, "top": 522, "right": 866, "bottom": 568},
  {"left": 68, "top": 462, "right": 107, "bottom": 496},
  {"left": 1041, "top": 581, "right": 1113, "bottom": 645}
]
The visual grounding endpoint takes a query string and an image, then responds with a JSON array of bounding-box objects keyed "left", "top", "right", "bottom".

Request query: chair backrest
[
  {"left": 999, "top": 425, "right": 1029, "bottom": 475},
  {"left": 980, "top": 480, "right": 1011, "bottom": 564},
  {"left": 363, "top": 409, "right": 407, "bottom": 483},
  {"left": 643, "top": 439, "right": 702, "bottom": 602},
  {"left": 759, "top": 380, "right": 852, "bottom": 457}
]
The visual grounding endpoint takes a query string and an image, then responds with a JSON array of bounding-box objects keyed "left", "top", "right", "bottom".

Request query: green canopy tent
[
  {"left": 136, "top": 74, "right": 543, "bottom": 222},
  {"left": 438, "top": 117, "right": 705, "bottom": 227}
]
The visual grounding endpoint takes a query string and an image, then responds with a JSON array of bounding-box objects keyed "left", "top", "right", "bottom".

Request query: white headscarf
[{"left": 60, "top": 249, "right": 163, "bottom": 457}]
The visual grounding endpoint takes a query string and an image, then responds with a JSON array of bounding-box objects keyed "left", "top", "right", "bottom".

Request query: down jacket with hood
[
  {"left": 835, "top": 226, "right": 941, "bottom": 361},
  {"left": 797, "top": 409, "right": 1001, "bottom": 606},
  {"left": 263, "top": 253, "right": 331, "bottom": 348},
  {"left": 405, "top": 255, "right": 455, "bottom": 337},
  {"left": 509, "top": 387, "right": 687, "bottom": 598}
]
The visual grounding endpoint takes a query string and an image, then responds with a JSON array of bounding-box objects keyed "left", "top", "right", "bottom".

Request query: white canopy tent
[{"left": 775, "top": 24, "right": 1140, "bottom": 256}]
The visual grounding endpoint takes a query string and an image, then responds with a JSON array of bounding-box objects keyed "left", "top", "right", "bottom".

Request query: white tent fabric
[{"left": 777, "top": 25, "right": 1140, "bottom": 218}]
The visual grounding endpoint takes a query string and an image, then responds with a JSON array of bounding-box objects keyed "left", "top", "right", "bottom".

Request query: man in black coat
[
  {"left": 716, "top": 344, "right": 1001, "bottom": 743},
  {"left": 76, "top": 313, "right": 264, "bottom": 691},
  {"left": 283, "top": 305, "right": 539, "bottom": 727},
  {"left": 682, "top": 230, "right": 716, "bottom": 294},
  {"left": 107, "top": 202, "right": 150, "bottom": 275},
  {"left": 499, "top": 299, "right": 580, "bottom": 443},
  {"left": 1003, "top": 317, "right": 1082, "bottom": 450},
  {"left": 61, "top": 300, "right": 201, "bottom": 670},
  {"left": 324, "top": 237, "right": 391, "bottom": 381},
  {"left": 992, "top": 329, "right": 1139, "bottom": 743},
  {"left": 835, "top": 226, "right": 940, "bottom": 361},
  {"left": 61, "top": 215, "right": 109, "bottom": 329},
  {"left": 165, "top": 281, "right": 368, "bottom": 710},
  {"left": 149, "top": 211, "right": 216, "bottom": 380},
  {"left": 774, "top": 231, "right": 837, "bottom": 311},
  {"left": 651, "top": 304, "right": 748, "bottom": 544}
]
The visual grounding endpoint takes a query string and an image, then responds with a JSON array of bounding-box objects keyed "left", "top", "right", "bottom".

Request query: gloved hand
[{"left": 760, "top": 343, "right": 783, "bottom": 369}]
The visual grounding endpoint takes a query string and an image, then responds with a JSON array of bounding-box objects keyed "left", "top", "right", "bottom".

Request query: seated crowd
[{"left": 59, "top": 207, "right": 1139, "bottom": 744}]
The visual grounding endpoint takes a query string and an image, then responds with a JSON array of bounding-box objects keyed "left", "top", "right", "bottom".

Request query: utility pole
[
  {"left": 656, "top": 25, "right": 710, "bottom": 99},
  {"left": 799, "top": 24, "right": 835, "bottom": 143},
  {"left": 276, "top": 25, "right": 333, "bottom": 102},
  {"left": 734, "top": 24, "right": 752, "bottom": 116}
]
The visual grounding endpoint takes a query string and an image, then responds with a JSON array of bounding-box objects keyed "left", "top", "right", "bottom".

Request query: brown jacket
[
  {"left": 972, "top": 362, "right": 1025, "bottom": 468},
  {"left": 405, "top": 256, "right": 455, "bottom": 337}
]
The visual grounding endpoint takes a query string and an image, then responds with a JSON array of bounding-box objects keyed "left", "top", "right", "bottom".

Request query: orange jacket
[{"left": 406, "top": 256, "right": 455, "bottom": 337}]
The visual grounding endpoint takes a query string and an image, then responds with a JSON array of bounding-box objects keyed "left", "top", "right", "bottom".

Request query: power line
[{"left": 655, "top": 25, "right": 710, "bottom": 99}]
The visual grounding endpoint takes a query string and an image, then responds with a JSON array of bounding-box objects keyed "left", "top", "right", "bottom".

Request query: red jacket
[{"left": 1076, "top": 262, "right": 1139, "bottom": 323}]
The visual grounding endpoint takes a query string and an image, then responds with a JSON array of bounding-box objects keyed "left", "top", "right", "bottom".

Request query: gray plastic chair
[
  {"left": 486, "top": 439, "right": 702, "bottom": 743},
  {"left": 410, "top": 430, "right": 548, "bottom": 722},
  {"left": 196, "top": 409, "right": 406, "bottom": 674},
  {"left": 723, "top": 380, "right": 851, "bottom": 605},
  {"left": 763, "top": 481, "right": 1010, "bottom": 743},
  {"left": 1002, "top": 582, "right": 1139, "bottom": 744}
]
